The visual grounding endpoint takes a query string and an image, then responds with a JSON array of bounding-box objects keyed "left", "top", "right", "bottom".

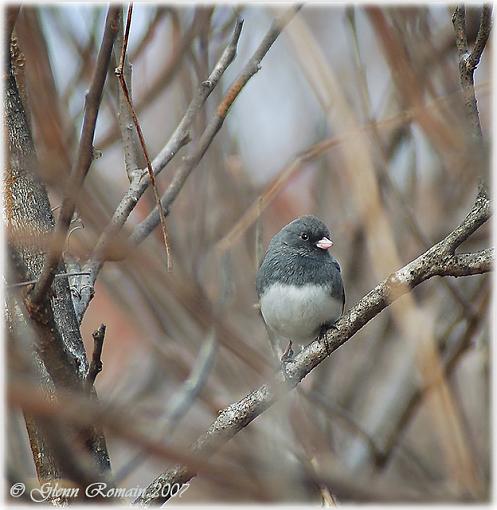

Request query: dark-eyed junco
[{"left": 256, "top": 215, "right": 345, "bottom": 359}]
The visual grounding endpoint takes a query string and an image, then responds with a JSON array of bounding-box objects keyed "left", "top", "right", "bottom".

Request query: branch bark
[
  {"left": 452, "top": 4, "right": 492, "bottom": 140},
  {"left": 134, "top": 189, "right": 491, "bottom": 506},
  {"left": 86, "top": 324, "right": 106, "bottom": 389}
]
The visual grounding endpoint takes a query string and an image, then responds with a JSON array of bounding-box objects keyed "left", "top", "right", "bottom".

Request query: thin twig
[
  {"left": 129, "top": 6, "right": 302, "bottom": 245},
  {"left": 115, "top": 4, "right": 173, "bottom": 271},
  {"left": 28, "top": 7, "right": 119, "bottom": 309},
  {"left": 7, "top": 272, "right": 91, "bottom": 289},
  {"left": 86, "top": 324, "right": 106, "bottom": 388},
  {"left": 134, "top": 189, "right": 491, "bottom": 506}
]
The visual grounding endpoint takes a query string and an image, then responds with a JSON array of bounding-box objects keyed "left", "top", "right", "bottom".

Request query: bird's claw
[
  {"left": 279, "top": 341, "right": 296, "bottom": 381},
  {"left": 280, "top": 341, "right": 294, "bottom": 362}
]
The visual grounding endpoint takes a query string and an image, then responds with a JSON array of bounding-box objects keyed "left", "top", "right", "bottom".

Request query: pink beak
[{"left": 316, "top": 237, "right": 333, "bottom": 250}]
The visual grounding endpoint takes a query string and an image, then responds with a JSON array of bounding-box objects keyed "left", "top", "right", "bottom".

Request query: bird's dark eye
[{"left": 300, "top": 233, "right": 309, "bottom": 240}]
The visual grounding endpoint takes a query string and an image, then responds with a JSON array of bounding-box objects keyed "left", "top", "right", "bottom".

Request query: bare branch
[
  {"left": 433, "top": 248, "right": 493, "bottom": 277},
  {"left": 166, "top": 332, "right": 217, "bottom": 428},
  {"left": 86, "top": 324, "right": 106, "bottom": 388},
  {"left": 8, "top": 378, "right": 232, "bottom": 481},
  {"left": 452, "top": 5, "right": 469, "bottom": 56},
  {"left": 113, "top": 8, "right": 141, "bottom": 182},
  {"left": 134, "top": 190, "right": 491, "bottom": 506},
  {"left": 442, "top": 188, "right": 490, "bottom": 252},
  {"left": 96, "top": 7, "right": 207, "bottom": 150},
  {"left": 129, "top": 6, "right": 302, "bottom": 246},
  {"left": 7, "top": 271, "right": 91, "bottom": 289},
  {"left": 5, "top": 23, "right": 112, "bottom": 476},
  {"left": 115, "top": 4, "right": 173, "bottom": 271},
  {"left": 452, "top": 5, "right": 492, "bottom": 140},
  {"left": 467, "top": 5, "right": 492, "bottom": 72},
  {"left": 73, "top": 17, "right": 245, "bottom": 322},
  {"left": 28, "top": 7, "right": 119, "bottom": 308}
]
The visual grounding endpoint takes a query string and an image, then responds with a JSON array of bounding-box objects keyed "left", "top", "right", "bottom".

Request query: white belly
[{"left": 260, "top": 283, "right": 342, "bottom": 344}]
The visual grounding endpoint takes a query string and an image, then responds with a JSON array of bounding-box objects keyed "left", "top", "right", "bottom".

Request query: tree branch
[
  {"left": 72, "top": 17, "right": 244, "bottom": 322},
  {"left": 134, "top": 190, "right": 491, "bottom": 505},
  {"left": 129, "top": 5, "right": 302, "bottom": 246},
  {"left": 467, "top": 5, "right": 492, "bottom": 72},
  {"left": 452, "top": 5, "right": 492, "bottom": 140},
  {"left": 7, "top": 271, "right": 91, "bottom": 289},
  {"left": 96, "top": 8, "right": 205, "bottom": 151},
  {"left": 5, "top": 24, "right": 113, "bottom": 477},
  {"left": 115, "top": 4, "right": 174, "bottom": 271},
  {"left": 86, "top": 324, "right": 106, "bottom": 389},
  {"left": 433, "top": 248, "right": 493, "bottom": 277},
  {"left": 28, "top": 7, "right": 119, "bottom": 308},
  {"left": 113, "top": 8, "right": 141, "bottom": 182}
]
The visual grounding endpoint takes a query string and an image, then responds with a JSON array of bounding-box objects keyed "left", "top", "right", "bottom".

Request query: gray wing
[
  {"left": 330, "top": 258, "right": 345, "bottom": 314},
  {"left": 255, "top": 251, "right": 269, "bottom": 298}
]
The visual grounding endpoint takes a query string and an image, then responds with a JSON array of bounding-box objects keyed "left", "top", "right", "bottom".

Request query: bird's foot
[
  {"left": 279, "top": 341, "right": 296, "bottom": 381},
  {"left": 318, "top": 321, "right": 339, "bottom": 341},
  {"left": 280, "top": 341, "right": 294, "bottom": 362},
  {"left": 318, "top": 325, "right": 329, "bottom": 341}
]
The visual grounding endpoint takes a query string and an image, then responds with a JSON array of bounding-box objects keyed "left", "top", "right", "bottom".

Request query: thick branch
[
  {"left": 134, "top": 191, "right": 491, "bottom": 505},
  {"left": 433, "top": 248, "right": 493, "bottom": 277},
  {"left": 29, "top": 7, "right": 119, "bottom": 307}
]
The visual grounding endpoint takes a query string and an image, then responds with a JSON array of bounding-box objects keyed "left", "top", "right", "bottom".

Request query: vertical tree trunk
[{"left": 5, "top": 36, "right": 111, "bottom": 486}]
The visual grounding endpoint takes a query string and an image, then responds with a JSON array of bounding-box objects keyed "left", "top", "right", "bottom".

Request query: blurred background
[{"left": 8, "top": 3, "right": 491, "bottom": 503}]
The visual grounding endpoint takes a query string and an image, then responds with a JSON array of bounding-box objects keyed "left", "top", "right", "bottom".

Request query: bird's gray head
[{"left": 274, "top": 215, "right": 334, "bottom": 257}]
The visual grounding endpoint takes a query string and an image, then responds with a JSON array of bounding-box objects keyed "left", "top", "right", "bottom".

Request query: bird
[{"left": 256, "top": 215, "right": 345, "bottom": 360}]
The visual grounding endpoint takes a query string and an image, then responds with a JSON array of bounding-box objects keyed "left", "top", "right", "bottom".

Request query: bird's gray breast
[{"left": 259, "top": 282, "right": 342, "bottom": 344}]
